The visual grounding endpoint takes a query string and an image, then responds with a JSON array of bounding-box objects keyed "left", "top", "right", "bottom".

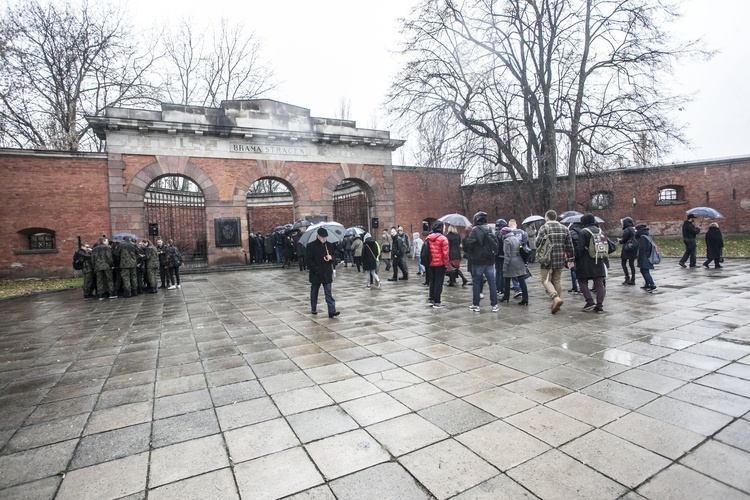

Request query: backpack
[
  {"left": 477, "top": 227, "right": 499, "bottom": 261},
  {"left": 584, "top": 228, "right": 609, "bottom": 263},
  {"left": 72, "top": 251, "right": 84, "bottom": 270},
  {"left": 421, "top": 238, "right": 432, "bottom": 265},
  {"left": 536, "top": 235, "right": 553, "bottom": 267},
  {"left": 644, "top": 236, "right": 662, "bottom": 265}
]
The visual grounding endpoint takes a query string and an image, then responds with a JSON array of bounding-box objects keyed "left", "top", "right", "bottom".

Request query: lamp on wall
[{"left": 632, "top": 197, "right": 637, "bottom": 206}]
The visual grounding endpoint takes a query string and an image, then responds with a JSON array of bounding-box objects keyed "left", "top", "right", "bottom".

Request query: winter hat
[
  {"left": 317, "top": 227, "right": 328, "bottom": 237},
  {"left": 500, "top": 226, "right": 513, "bottom": 235},
  {"left": 687, "top": 214, "right": 696, "bottom": 219}
]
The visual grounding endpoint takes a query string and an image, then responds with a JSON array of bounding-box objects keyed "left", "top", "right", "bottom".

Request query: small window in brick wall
[
  {"left": 590, "top": 191, "right": 613, "bottom": 210},
  {"left": 30, "top": 232, "right": 55, "bottom": 249},
  {"left": 656, "top": 185, "right": 686, "bottom": 205}
]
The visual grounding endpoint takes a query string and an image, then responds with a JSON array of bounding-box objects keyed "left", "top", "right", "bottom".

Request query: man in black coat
[
  {"left": 306, "top": 228, "right": 340, "bottom": 318},
  {"left": 679, "top": 214, "right": 700, "bottom": 268}
]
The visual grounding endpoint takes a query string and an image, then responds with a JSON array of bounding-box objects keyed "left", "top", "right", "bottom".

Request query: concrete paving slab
[{"left": 1, "top": 258, "right": 749, "bottom": 498}]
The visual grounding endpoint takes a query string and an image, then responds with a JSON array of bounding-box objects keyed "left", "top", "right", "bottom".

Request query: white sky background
[{"left": 125, "top": 0, "right": 750, "bottom": 165}]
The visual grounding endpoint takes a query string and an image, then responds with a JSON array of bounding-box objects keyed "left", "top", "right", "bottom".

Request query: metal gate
[
  {"left": 333, "top": 182, "right": 369, "bottom": 230},
  {"left": 144, "top": 176, "right": 207, "bottom": 267}
]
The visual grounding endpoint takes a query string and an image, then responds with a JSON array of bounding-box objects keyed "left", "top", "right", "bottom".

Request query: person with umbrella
[
  {"left": 703, "top": 222, "right": 724, "bottom": 269},
  {"left": 306, "top": 227, "right": 340, "bottom": 318},
  {"left": 678, "top": 214, "right": 701, "bottom": 268}
]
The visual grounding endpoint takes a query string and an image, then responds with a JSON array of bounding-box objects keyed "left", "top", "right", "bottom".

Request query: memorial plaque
[{"left": 214, "top": 218, "right": 242, "bottom": 247}]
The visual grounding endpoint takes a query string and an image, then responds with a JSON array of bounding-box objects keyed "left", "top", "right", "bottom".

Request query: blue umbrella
[
  {"left": 687, "top": 207, "right": 724, "bottom": 218},
  {"left": 110, "top": 232, "right": 139, "bottom": 241}
]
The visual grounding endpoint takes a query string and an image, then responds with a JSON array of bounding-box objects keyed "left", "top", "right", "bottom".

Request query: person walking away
[
  {"left": 499, "top": 227, "right": 529, "bottom": 305},
  {"left": 567, "top": 222, "right": 582, "bottom": 293},
  {"left": 575, "top": 214, "right": 607, "bottom": 312},
  {"left": 282, "top": 234, "right": 295, "bottom": 269},
  {"left": 535, "top": 210, "right": 575, "bottom": 314},
  {"left": 618, "top": 217, "right": 638, "bottom": 285},
  {"left": 445, "top": 225, "right": 468, "bottom": 287},
  {"left": 76, "top": 242, "right": 95, "bottom": 299},
  {"left": 166, "top": 239, "right": 183, "bottom": 289},
  {"left": 380, "top": 229, "right": 392, "bottom": 271},
  {"left": 388, "top": 227, "right": 409, "bottom": 281},
  {"left": 412, "top": 232, "right": 426, "bottom": 276},
  {"left": 425, "top": 222, "right": 450, "bottom": 308},
  {"left": 362, "top": 235, "right": 382, "bottom": 288},
  {"left": 91, "top": 237, "right": 116, "bottom": 300},
  {"left": 118, "top": 236, "right": 139, "bottom": 298},
  {"left": 635, "top": 224, "right": 657, "bottom": 291},
  {"left": 143, "top": 239, "right": 160, "bottom": 293},
  {"left": 352, "top": 235, "right": 364, "bottom": 272},
  {"left": 494, "top": 219, "right": 508, "bottom": 297},
  {"left": 306, "top": 228, "right": 339, "bottom": 318},
  {"left": 679, "top": 214, "right": 700, "bottom": 268},
  {"left": 703, "top": 222, "right": 724, "bottom": 268},
  {"left": 463, "top": 211, "right": 499, "bottom": 312}
]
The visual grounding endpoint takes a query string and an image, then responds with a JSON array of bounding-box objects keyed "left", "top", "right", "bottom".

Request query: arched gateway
[{"left": 88, "top": 100, "right": 405, "bottom": 267}]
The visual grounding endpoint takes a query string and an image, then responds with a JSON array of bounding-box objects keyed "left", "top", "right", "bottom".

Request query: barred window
[
  {"left": 590, "top": 191, "right": 613, "bottom": 209},
  {"left": 658, "top": 188, "right": 677, "bottom": 201},
  {"left": 29, "top": 232, "right": 55, "bottom": 249},
  {"left": 656, "top": 185, "right": 685, "bottom": 204}
]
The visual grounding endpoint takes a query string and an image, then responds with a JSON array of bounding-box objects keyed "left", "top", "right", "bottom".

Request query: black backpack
[
  {"left": 72, "top": 251, "right": 84, "bottom": 270},
  {"left": 421, "top": 238, "right": 432, "bottom": 265}
]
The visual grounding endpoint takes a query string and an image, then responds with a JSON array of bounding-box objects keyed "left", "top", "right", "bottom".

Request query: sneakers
[
  {"left": 432, "top": 303, "right": 445, "bottom": 309},
  {"left": 365, "top": 284, "right": 371, "bottom": 289},
  {"left": 109, "top": 295, "right": 117, "bottom": 299},
  {"left": 377, "top": 280, "right": 381, "bottom": 288},
  {"left": 479, "top": 293, "right": 484, "bottom": 299},
  {"left": 491, "top": 305, "right": 499, "bottom": 312},
  {"left": 582, "top": 303, "right": 596, "bottom": 312},
  {"left": 167, "top": 285, "right": 176, "bottom": 290},
  {"left": 513, "top": 291, "right": 522, "bottom": 298},
  {"left": 593, "top": 306, "right": 604, "bottom": 313},
  {"left": 469, "top": 305, "right": 480, "bottom": 312},
  {"left": 645, "top": 285, "right": 657, "bottom": 292},
  {"left": 551, "top": 296, "right": 563, "bottom": 314},
  {"left": 176, "top": 284, "right": 181, "bottom": 288}
]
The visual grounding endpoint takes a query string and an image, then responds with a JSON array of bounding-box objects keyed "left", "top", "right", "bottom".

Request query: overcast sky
[{"left": 129, "top": 0, "right": 749, "bottom": 165}]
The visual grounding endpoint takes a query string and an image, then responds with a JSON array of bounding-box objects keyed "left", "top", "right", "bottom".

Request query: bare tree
[
  {"left": 336, "top": 97, "right": 352, "bottom": 120},
  {"left": 389, "top": 0, "right": 705, "bottom": 213},
  {"left": 158, "top": 17, "right": 276, "bottom": 108},
  {"left": 0, "top": 0, "right": 158, "bottom": 151}
]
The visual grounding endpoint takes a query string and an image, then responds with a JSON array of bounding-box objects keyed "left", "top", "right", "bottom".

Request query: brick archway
[
  {"left": 128, "top": 157, "right": 220, "bottom": 202},
  {"left": 232, "top": 159, "right": 311, "bottom": 204}
]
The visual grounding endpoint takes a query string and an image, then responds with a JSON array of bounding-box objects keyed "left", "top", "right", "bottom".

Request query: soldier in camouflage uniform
[
  {"left": 143, "top": 239, "right": 160, "bottom": 293},
  {"left": 118, "top": 236, "right": 139, "bottom": 298},
  {"left": 76, "top": 242, "right": 95, "bottom": 299},
  {"left": 91, "top": 237, "right": 116, "bottom": 300}
]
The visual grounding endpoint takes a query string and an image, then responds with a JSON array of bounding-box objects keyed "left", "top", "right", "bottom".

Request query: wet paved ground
[{"left": 0, "top": 257, "right": 749, "bottom": 499}]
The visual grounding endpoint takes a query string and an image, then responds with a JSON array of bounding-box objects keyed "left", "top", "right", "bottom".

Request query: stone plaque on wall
[{"left": 214, "top": 218, "right": 242, "bottom": 247}]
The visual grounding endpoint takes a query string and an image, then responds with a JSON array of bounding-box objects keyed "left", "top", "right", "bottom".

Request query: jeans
[
  {"left": 640, "top": 268, "right": 655, "bottom": 287},
  {"left": 495, "top": 258, "right": 505, "bottom": 294},
  {"left": 579, "top": 276, "right": 605, "bottom": 306},
  {"left": 311, "top": 282, "right": 336, "bottom": 314},
  {"left": 680, "top": 238, "right": 697, "bottom": 267},
  {"left": 416, "top": 255, "right": 426, "bottom": 274},
  {"left": 471, "top": 264, "right": 497, "bottom": 306}
]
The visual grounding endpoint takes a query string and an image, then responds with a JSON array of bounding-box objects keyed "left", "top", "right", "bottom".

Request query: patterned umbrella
[{"left": 297, "top": 222, "right": 347, "bottom": 246}]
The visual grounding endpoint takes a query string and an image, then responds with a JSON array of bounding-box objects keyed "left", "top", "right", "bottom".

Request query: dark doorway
[{"left": 333, "top": 180, "right": 369, "bottom": 230}]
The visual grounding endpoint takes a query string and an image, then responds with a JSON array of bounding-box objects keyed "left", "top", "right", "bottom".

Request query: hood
[
  {"left": 432, "top": 221, "right": 444, "bottom": 233},
  {"left": 621, "top": 217, "right": 634, "bottom": 229},
  {"left": 635, "top": 223, "right": 650, "bottom": 236},
  {"left": 581, "top": 213, "right": 596, "bottom": 227}
]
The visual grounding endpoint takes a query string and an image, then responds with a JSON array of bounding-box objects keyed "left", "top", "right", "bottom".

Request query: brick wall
[
  {"left": 393, "top": 167, "right": 464, "bottom": 236},
  {"left": 0, "top": 152, "right": 109, "bottom": 279},
  {"left": 463, "top": 158, "right": 750, "bottom": 236}
]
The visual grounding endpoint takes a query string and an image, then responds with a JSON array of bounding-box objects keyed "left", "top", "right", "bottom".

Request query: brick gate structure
[{"left": 1, "top": 100, "right": 462, "bottom": 278}]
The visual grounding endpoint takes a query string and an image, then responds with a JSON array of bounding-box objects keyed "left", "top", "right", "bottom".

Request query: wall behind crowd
[{"left": 463, "top": 157, "right": 750, "bottom": 236}]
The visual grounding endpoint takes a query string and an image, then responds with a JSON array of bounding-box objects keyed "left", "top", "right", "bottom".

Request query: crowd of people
[
  {"left": 300, "top": 211, "right": 725, "bottom": 318},
  {"left": 74, "top": 236, "right": 183, "bottom": 300}
]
